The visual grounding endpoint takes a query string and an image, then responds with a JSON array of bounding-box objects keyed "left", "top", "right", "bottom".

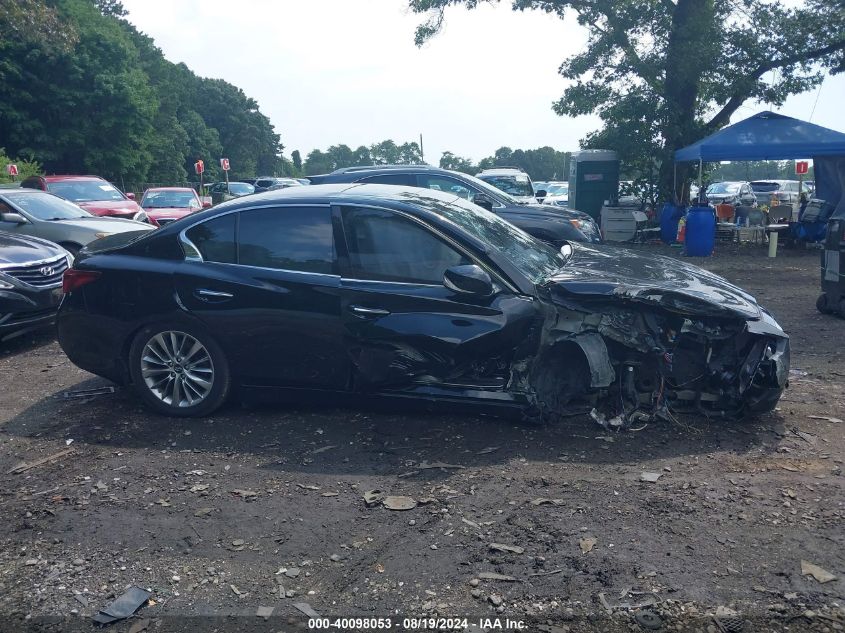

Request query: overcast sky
[{"left": 121, "top": 0, "right": 844, "bottom": 165}]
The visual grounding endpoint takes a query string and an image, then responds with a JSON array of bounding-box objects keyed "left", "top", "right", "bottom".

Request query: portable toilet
[{"left": 568, "top": 150, "right": 620, "bottom": 219}]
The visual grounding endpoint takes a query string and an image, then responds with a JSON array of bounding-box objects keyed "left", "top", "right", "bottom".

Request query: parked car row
[{"left": 309, "top": 165, "right": 602, "bottom": 244}]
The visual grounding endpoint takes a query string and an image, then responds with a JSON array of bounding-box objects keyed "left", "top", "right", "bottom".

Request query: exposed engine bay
[{"left": 523, "top": 290, "right": 790, "bottom": 428}]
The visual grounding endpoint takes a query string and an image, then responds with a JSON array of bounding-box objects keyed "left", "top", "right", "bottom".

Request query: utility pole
[{"left": 420, "top": 134, "right": 424, "bottom": 164}]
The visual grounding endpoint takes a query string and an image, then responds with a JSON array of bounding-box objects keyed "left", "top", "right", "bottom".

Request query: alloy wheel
[{"left": 140, "top": 331, "right": 214, "bottom": 408}]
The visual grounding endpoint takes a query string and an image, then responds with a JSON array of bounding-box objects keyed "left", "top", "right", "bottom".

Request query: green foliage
[
  {"left": 0, "top": 148, "right": 42, "bottom": 183},
  {"left": 0, "top": 0, "right": 283, "bottom": 186},
  {"left": 302, "top": 141, "right": 423, "bottom": 175},
  {"left": 409, "top": 0, "right": 845, "bottom": 200},
  {"left": 472, "top": 146, "right": 571, "bottom": 181},
  {"left": 439, "top": 151, "right": 477, "bottom": 174},
  {"left": 710, "top": 160, "right": 814, "bottom": 182}
]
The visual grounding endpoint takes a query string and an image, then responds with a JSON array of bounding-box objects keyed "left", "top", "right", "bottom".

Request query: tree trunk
[{"left": 657, "top": 0, "right": 715, "bottom": 204}]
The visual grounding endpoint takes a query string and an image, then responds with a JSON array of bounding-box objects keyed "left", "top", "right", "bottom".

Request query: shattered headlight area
[{"left": 525, "top": 300, "right": 790, "bottom": 428}]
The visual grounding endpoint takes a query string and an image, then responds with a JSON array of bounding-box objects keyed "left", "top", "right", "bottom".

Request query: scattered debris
[
  {"left": 293, "top": 602, "right": 320, "bottom": 618},
  {"left": 296, "top": 483, "right": 321, "bottom": 491},
  {"left": 462, "top": 518, "right": 481, "bottom": 529},
  {"left": 284, "top": 568, "right": 301, "bottom": 578},
  {"left": 92, "top": 586, "right": 151, "bottom": 624},
  {"left": 477, "top": 572, "right": 516, "bottom": 582},
  {"left": 329, "top": 554, "right": 342, "bottom": 562},
  {"left": 383, "top": 496, "right": 416, "bottom": 511},
  {"left": 417, "top": 461, "right": 464, "bottom": 470},
  {"left": 714, "top": 606, "right": 744, "bottom": 632},
  {"left": 256, "top": 606, "right": 274, "bottom": 620},
  {"left": 476, "top": 446, "right": 500, "bottom": 455},
  {"left": 597, "top": 591, "right": 659, "bottom": 614},
  {"left": 489, "top": 542, "right": 525, "bottom": 555},
  {"left": 193, "top": 507, "right": 213, "bottom": 517},
  {"left": 579, "top": 537, "right": 597, "bottom": 553},
  {"left": 231, "top": 489, "right": 258, "bottom": 499},
  {"left": 640, "top": 472, "right": 663, "bottom": 483},
  {"left": 791, "top": 428, "right": 817, "bottom": 445},
  {"left": 311, "top": 445, "right": 337, "bottom": 454},
  {"left": 363, "top": 489, "right": 384, "bottom": 507},
  {"left": 189, "top": 484, "right": 209, "bottom": 493},
  {"left": 230, "top": 584, "right": 242, "bottom": 596},
  {"left": 7, "top": 448, "right": 75, "bottom": 475},
  {"left": 62, "top": 385, "right": 115, "bottom": 399},
  {"left": 801, "top": 560, "right": 837, "bottom": 584},
  {"left": 321, "top": 492, "right": 338, "bottom": 497},
  {"left": 808, "top": 415, "right": 842, "bottom": 423},
  {"left": 634, "top": 610, "right": 663, "bottom": 630},
  {"left": 530, "top": 498, "right": 564, "bottom": 506},
  {"left": 488, "top": 594, "right": 503, "bottom": 607}
]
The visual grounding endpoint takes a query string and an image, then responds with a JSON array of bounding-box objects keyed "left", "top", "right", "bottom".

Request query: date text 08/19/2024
[{"left": 308, "top": 617, "right": 527, "bottom": 630}]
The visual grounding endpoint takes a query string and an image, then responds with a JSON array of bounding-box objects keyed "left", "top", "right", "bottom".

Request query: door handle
[
  {"left": 349, "top": 305, "right": 390, "bottom": 318},
  {"left": 194, "top": 288, "right": 234, "bottom": 302}
]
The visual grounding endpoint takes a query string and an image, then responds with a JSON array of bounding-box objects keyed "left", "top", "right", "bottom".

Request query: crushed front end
[{"left": 524, "top": 288, "right": 789, "bottom": 426}]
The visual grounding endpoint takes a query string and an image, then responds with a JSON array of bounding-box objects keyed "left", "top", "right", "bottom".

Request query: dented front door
[{"left": 336, "top": 205, "right": 538, "bottom": 390}]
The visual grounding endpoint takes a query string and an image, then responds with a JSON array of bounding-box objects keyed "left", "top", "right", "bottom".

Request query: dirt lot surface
[{"left": 1, "top": 243, "right": 843, "bottom": 633}]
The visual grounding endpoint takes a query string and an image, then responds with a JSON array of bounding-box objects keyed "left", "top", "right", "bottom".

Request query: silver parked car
[{"left": 0, "top": 189, "right": 154, "bottom": 257}]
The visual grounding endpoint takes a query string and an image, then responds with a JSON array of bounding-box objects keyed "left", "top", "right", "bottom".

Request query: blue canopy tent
[{"left": 675, "top": 111, "right": 845, "bottom": 212}]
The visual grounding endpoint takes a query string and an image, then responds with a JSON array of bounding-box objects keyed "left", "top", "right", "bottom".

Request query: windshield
[
  {"left": 225, "top": 182, "right": 254, "bottom": 195},
  {"left": 47, "top": 180, "right": 126, "bottom": 202},
  {"left": 707, "top": 182, "right": 741, "bottom": 194},
  {"left": 545, "top": 183, "right": 569, "bottom": 196},
  {"left": 750, "top": 182, "right": 781, "bottom": 193},
  {"left": 478, "top": 174, "right": 534, "bottom": 198},
  {"left": 418, "top": 194, "right": 566, "bottom": 283},
  {"left": 142, "top": 190, "right": 200, "bottom": 209},
  {"left": 3, "top": 192, "right": 92, "bottom": 220}
]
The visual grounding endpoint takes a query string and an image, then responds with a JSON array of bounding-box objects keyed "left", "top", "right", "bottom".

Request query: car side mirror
[
  {"left": 1, "top": 212, "right": 28, "bottom": 224},
  {"left": 126, "top": 192, "right": 136, "bottom": 200},
  {"left": 535, "top": 189, "right": 548, "bottom": 199},
  {"left": 472, "top": 193, "right": 494, "bottom": 212},
  {"left": 443, "top": 264, "right": 493, "bottom": 296}
]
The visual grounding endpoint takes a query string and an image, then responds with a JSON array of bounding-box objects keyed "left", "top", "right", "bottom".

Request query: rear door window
[
  {"left": 185, "top": 214, "right": 237, "bottom": 263},
  {"left": 357, "top": 174, "right": 417, "bottom": 186},
  {"left": 237, "top": 206, "right": 334, "bottom": 274},
  {"left": 416, "top": 175, "right": 476, "bottom": 201}
]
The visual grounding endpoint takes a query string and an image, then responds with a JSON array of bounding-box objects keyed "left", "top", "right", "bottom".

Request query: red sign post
[
  {"left": 194, "top": 160, "right": 205, "bottom": 197},
  {"left": 220, "top": 158, "right": 230, "bottom": 193},
  {"left": 6, "top": 164, "right": 18, "bottom": 180},
  {"left": 795, "top": 161, "right": 809, "bottom": 175}
]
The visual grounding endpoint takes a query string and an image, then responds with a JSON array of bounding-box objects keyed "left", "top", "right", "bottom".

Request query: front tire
[
  {"left": 128, "top": 324, "right": 230, "bottom": 417},
  {"left": 816, "top": 293, "right": 832, "bottom": 314}
]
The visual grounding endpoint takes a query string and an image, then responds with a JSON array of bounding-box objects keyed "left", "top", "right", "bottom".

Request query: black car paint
[
  {"left": 0, "top": 231, "right": 69, "bottom": 340},
  {"left": 57, "top": 184, "right": 789, "bottom": 419},
  {"left": 309, "top": 167, "right": 599, "bottom": 246}
]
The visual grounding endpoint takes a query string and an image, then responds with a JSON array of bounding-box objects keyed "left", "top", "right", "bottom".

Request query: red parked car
[
  {"left": 20, "top": 175, "right": 147, "bottom": 221},
  {"left": 139, "top": 187, "right": 210, "bottom": 227}
]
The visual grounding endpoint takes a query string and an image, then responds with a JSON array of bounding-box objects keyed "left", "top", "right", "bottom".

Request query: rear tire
[
  {"left": 128, "top": 324, "right": 230, "bottom": 417},
  {"left": 816, "top": 293, "right": 831, "bottom": 314}
]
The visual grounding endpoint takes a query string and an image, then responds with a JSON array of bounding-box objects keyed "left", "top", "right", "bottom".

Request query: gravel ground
[{"left": 0, "top": 242, "right": 842, "bottom": 633}]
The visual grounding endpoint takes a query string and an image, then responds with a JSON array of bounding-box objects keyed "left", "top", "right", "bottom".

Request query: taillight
[{"left": 62, "top": 269, "right": 101, "bottom": 294}]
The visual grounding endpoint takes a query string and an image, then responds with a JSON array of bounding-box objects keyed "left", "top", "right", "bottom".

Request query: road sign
[
  {"left": 220, "top": 158, "right": 230, "bottom": 171},
  {"left": 194, "top": 160, "right": 204, "bottom": 175},
  {"left": 6, "top": 164, "right": 18, "bottom": 176},
  {"left": 795, "top": 161, "right": 809, "bottom": 175}
]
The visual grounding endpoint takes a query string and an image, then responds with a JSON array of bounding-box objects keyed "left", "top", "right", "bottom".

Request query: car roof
[
  {"left": 144, "top": 187, "right": 196, "bottom": 192},
  {"left": 41, "top": 175, "right": 108, "bottom": 182},
  {"left": 476, "top": 168, "right": 527, "bottom": 176}
]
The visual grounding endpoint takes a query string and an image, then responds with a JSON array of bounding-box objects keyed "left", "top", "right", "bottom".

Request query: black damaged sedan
[{"left": 57, "top": 184, "right": 789, "bottom": 419}]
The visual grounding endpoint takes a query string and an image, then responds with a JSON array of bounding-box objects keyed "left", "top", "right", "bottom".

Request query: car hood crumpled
[{"left": 544, "top": 242, "right": 763, "bottom": 320}]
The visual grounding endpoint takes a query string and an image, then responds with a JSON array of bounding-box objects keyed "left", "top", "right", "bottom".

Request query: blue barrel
[
  {"left": 685, "top": 206, "right": 716, "bottom": 256},
  {"left": 660, "top": 204, "right": 685, "bottom": 244}
]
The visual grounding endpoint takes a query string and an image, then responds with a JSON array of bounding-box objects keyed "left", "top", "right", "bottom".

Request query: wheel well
[{"left": 529, "top": 340, "right": 593, "bottom": 417}]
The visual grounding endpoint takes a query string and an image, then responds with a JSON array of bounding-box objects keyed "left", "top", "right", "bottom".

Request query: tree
[
  {"left": 439, "top": 151, "right": 477, "bottom": 174},
  {"left": 0, "top": 0, "right": 77, "bottom": 51},
  {"left": 291, "top": 150, "right": 303, "bottom": 174},
  {"left": 409, "top": 0, "right": 845, "bottom": 200}
]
